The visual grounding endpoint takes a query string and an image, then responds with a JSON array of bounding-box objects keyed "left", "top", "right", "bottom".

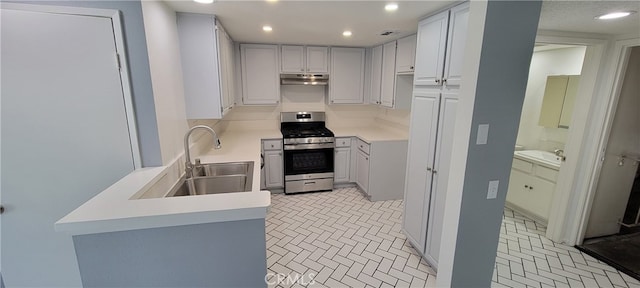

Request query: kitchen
[{"left": 2, "top": 1, "right": 639, "bottom": 287}]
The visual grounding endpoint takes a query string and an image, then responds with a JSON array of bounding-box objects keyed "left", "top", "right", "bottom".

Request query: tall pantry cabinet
[{"left": 402, "top": 2, "right": 469, "bottom": 270}]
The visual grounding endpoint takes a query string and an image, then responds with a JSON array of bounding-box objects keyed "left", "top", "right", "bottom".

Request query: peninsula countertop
[{"left": 55, "top": 129, "right": 281, "bottom": 235}]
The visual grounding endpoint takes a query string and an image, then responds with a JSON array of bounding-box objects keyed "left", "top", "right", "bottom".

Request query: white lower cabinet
[
  {"left": 506, "top": 158, "right": 558, "bottom": 223},
  {"left": 262, "top": 139, "right": 283, "bottom": 189},
  {"left": 354, "top": 138, "right": 408, "bottom": 201},
  {"left": 334, "top": 137, "right": 352, "bottom": 183}
]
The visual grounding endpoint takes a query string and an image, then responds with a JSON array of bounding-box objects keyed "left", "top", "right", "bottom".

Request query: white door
[
  {"left": 380, "top": 41, "right": 397, "bottom": 108},
  {"left": 306, "top": 46, "right": 329, "bottom": 74},
  {"left": 442, "top": 3, "right": 469, "bottom": 87},
  {"left": 281, "top": 45, "right": 305, "bottom": 73},
  {"left": 396, "top": 34, "right": 417, "bottom": 73},
  {"left": 241, "top": 44, "right": 280, "bottom": 105},
  {"left": 1, "top": 8, "right": 136, "bottom": 287},
  {"left": 329, "top": 47, "right": 365, "bottom": 104},
  {"left": 334, "top": 147, "right": 350, "bottom": 183},
  {"left": 355, "top": 149, "right": 370, "bottom": 194},
  {"left": 413, "top": 10, "right": 449, "bottom": 86},
  {"left": 370, "top": 45, "right": 384, "bottom": 105},
  {"left": 425, "top": 90, "right": 458, "bottom": 267},
  {"left": 402, "top": 91, "right": 440, "bottom": 254},
  {"left": 264, "top": 150, "right": 283, "bottom": 188}
]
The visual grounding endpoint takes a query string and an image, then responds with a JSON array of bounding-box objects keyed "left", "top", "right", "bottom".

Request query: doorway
[
  {"left": 577, "top": 45, "right": 640, "bottom": 280},
  {"left": 504, "top": 44, "right": 587, "bottom": 229}
]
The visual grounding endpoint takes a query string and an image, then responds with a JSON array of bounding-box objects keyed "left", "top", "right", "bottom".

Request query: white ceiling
[{"left": 165, "top": 0, "right": 640, "bottom": 47}]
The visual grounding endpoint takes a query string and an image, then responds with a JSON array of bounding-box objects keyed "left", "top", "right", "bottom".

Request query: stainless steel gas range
[{"left": 280, "top": 112, "right": 335, "bottom": 194}]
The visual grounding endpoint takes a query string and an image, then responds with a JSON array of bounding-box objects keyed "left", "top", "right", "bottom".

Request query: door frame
[
  {"left": 573, "top": 37, "right": 640, "bottom": 244},
  {"left": 530, "top": 32, "right": 609, "bottom": 246},
  {"left": 0, "top": 3, "right": 142, "bottom": 169}
]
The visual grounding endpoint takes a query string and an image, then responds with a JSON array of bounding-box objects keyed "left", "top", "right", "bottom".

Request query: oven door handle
[{"left": 284, "top": 143, "right": 335, "bottom": 150}]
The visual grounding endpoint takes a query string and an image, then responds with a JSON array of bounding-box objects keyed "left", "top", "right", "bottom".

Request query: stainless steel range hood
[{"left": 280, "top": 74, "right": 329, "bottom": 86}]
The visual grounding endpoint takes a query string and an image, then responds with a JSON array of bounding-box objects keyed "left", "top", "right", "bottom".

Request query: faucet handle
[
  {"left": 215, "top": 139, "right": 222, "bottom": 149},
  {"left": 195, "top": 158, "right": 201, "bottom": 165}
]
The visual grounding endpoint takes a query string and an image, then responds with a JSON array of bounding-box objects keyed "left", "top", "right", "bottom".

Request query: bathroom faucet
[{"left": 184, "top": 125, "right": 221, "bottom": 179}]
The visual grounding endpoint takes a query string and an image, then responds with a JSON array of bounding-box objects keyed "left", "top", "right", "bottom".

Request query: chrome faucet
[
  {"left": 184, "top": 125, "right": 221, "bottom": 179},
  {"left": 554, "top": 149, "right": 564, "bottom": 157}
]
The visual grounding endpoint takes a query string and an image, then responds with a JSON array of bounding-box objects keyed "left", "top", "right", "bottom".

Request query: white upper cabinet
[
  {"left": 306, "top": 46, "right": 329, "bottom": 73},
  {"left": 413, "top": 10, "right": 449, "bottom": 86},
  {"left": 241, "top": 44, "right": 280, "bottom": 105},
  {"left": 281, "top": 45, "right": 305, "bottom": 73},
  {"left": 281, "top": 45, "right": 329, "bottom": 74},
  {"left": 329, "top": 47, "right": 365, "bottom": 104},
  {"left": 396, "top": 34, "right": 417, "bottom": 74},
  {"left": 442, "top": 3, "right": 469, "bottom": 87},
  {"left": 369, "top": 45, "right": 383, "bottom": 105},
  {"left": 414, "top": 2, "right": 469, "bottom": 87},
  {"left": 380, "top": 41, "right": 397, "bottom": 108},
  {"left": 177, "top": 13, "right": 235, "bottom": 119}
]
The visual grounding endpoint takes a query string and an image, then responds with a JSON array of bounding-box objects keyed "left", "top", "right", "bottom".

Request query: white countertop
[
  {"left": 329, "top": 126, "right": 408, "bottom": 142},
  {"left": 55, "top": 128, "right": 281, "bottom": 235},
  {"left": 513, "top": 150, "right": 561, "bottom": 170}
]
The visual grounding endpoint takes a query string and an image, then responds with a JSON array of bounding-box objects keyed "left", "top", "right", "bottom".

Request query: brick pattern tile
[
  {"left": 266, "top": 187, "right": 434, "bottom": 287},
  {"left": 265, "top": 187, "right": 635, "bottom": 288},
  {"left": 492, "top": 207, "right": 637, "bottom": 288}
]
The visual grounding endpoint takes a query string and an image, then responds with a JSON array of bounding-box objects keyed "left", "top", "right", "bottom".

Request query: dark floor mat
[{"left": 577, "top": 232, "right": 640, "bottom": 281}]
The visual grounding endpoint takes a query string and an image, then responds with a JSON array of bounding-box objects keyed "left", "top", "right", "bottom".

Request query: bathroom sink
[
  {"left": 514, "top": 150, "right": 561, "bottom": 167},
  {"left": 166, "top": 161, "right": 254, "bottom": 197}
]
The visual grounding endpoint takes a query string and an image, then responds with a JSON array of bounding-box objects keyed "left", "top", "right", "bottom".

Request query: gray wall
[
  {"left": 6, "top": 0, "right": 162, "bottom": 167},
  {"left": 451, "top": 1, "right": 541, "bottom": 286},
  {"left": 74, "top": 219, "right": 268, "bottom": 287}
]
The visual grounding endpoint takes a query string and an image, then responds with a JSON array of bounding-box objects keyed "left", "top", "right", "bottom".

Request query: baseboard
[{"left": 504, "top": 202, "right": 548, "bottom": 226}]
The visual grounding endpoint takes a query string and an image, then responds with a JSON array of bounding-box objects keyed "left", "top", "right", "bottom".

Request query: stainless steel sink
[{"left": 166, "top": 161, "right": 254, "bottom": 197}]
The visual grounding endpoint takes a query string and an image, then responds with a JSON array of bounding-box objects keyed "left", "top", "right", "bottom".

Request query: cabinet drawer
[
  {"left": 356, "top": 138, "right": 370, "bottom": 155},
  {"left": 512, "top": 158, "right": 533, "bottom": 173},
  {"left": 336, "top": 137, "right": 352, "bottom": 148},
  {"left": 263, "top": 139, "right": 282, "bottom": 151},
  {"left": 535, "top": 165, "right": 559, "bottom": 183}
]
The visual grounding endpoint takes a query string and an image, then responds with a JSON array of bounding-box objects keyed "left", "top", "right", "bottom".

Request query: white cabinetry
[
  {"left": 413, "top": 3, "right": 468, "bottom": 87},
  {"left": 369, "top": 45, "right": 383, "bottom": 105},
  {"left": 380, "top": 41, "right": 397, "bottom": 108},
  {"left": 354, "top": 138, "right": 408, "bottom": 201},
  {"left": 329, "top": 47, "right": 365, "bottom": 104},
  {"left": 281, "top": 45, "right": 329, "bottom": 74},
  {"left": 241, "top": 44, "right": 280, "bottom": 105},
  {"left": 334, "top": 137, "right": 352, "bottom": 183},
  {"left": 396, "top": 34, "right": 417, "bottom": 74},
  {"left": 506, "top": 158, "right": 558, "bottom": 224},
  {"left": 176, "top": 13, "right": 235, "bottom": 119},
  {"left": 402, "top": 2, "right": 469, "bottom": 270},
  {"left": 262, "top": 139, "right": 283, "bottom": 189}
]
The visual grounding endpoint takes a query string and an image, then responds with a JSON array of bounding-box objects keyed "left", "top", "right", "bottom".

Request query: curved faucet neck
[{"left": 184, "top": 125, "right": 221, "bottom": 178}]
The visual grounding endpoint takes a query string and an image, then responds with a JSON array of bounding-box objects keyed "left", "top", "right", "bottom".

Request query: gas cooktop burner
[{"left": 281, "top": 126, "right": 334, "bottom": 139}]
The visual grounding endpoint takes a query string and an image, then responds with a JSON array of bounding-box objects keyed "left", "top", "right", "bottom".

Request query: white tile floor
[{"left": 265, "top": 187, "right": 640, "bottom": 287}]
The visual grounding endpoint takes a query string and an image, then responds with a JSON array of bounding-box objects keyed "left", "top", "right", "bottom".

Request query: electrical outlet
[{"left": 487, "top": 180, "right": 499, "bottom": 199}]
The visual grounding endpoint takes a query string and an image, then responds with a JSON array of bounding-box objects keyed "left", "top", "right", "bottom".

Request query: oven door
[{"left": 283, "top": 143, "right": 334, "bottom": 178}]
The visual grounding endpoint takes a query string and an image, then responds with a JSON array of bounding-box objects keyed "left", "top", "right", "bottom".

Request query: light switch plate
[
  {"left": 476, "top": 124, "right": 489, "bottom": 145},
  {"left": 487, "top": 180, "right": 499, "bottom": 199}
]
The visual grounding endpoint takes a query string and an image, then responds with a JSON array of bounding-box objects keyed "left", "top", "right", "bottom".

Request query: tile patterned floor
[
  {"left": 265, "top": 187, "right": 640, "bottom": 287},
  {"left": 492, "top": 208, "right": 640, "bottom": 288},
  {"left": 265, "top": 187, "right": 436, "bottom": 288}
]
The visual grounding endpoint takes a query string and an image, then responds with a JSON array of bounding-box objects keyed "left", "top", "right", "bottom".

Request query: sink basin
[
  {"left": 166, "top": 161, "right": 254, "bottom": 197},
  {"left": 514, "top": 150, "right": 561, "bottom": 167}
]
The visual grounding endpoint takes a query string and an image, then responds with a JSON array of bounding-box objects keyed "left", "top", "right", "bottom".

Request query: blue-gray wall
[
  {"left": 451, "top": 1, "right": 541, "bottom": 286},
  {"left": 5, "top": 0, "right": 162, "bottom": 167},
  {"left": 73, "top": 220, "right": 268, "bottom": 287}
]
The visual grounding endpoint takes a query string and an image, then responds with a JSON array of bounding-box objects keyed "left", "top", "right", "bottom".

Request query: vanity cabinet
[
  {"left": 539, "top": 75, "right": 580, "bottom": 128},
  {"left": 354, "top": 138, "right": 408, "bottom": 201},
  {"left": 262, "top": 139, "right": 283, "bottom": 189},
  {"left": 402, "top": 2, "right": 468, "bottom": 270},
  {"left": 241, "top": 44, "right": 280, "bottom": 105},
  {"left": 176, "top": 13, "right": 235, "bottom": 119},
  {"left": 281, "top": 45, "right": 329, "bottom": 74},
  {"left": 506, "top": 158, "right": 559, "bottom": 224},
  {"left": 334, "top": 137, "right": 352, "bottom": 183},
  {"left": 329, "top": 47, "right": 365, "bottom": 104}
]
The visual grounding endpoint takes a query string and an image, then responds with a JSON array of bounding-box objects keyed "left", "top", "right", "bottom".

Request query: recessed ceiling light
[
  {"left": 385, "top": 3, "right": 398, "bottom": 11},
  {"left": 595, "top": 11, "right": 636, "bottom": 20},
  {"left": 343, "top": 31, "right": 352, "bottom": 37},
  {"left": 263, "top": 26, "right": 273, "bottom": 32},
  {"left": 266, "top": 0, "right": 278, "bottom": 2},
  {"left": 193, "top": 0, "right": 213, "bottom": 4}
]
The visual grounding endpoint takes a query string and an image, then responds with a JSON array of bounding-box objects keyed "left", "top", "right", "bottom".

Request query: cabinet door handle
[
  {"left": 529, "top": 186, "right": 533, "bottom": 190},
  {"left": 443, "top": 79, "right": 447, "bottom": 84},
  {"left": 304, "top": 181, "right": 316, "bottom": 185},
  {"left": 427, "top": 167, "right": 432, "bottom": 172},
  {"left": 433, "top": 169, "right": 437, "bottom": 174},
  {"left": 410, "top": 66, "right": 414, "bottom": 70},
  {"left": 524, "top": 185, "right": 529, "bottom": 188},
  {"left": 435, "top": 79, "right": 440, "bottom": 84}
]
